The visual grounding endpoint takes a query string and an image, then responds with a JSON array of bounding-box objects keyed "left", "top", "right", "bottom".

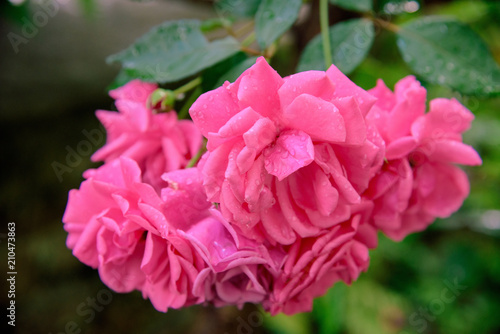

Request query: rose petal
[
  {"left": 264, "top": 130, "right": 315, "bottom": 181},
  {"left": 278, "top": 71, "right": 335, "bottom": 108},
  {"left": 326, "top": 64, "right": 377, "bottom": 116},
  {"left": 283, "top": 93, "right": 346, "bottom": 142},
  {"left": 426, "top": 140, "right": 482, "bottom": 165},
  {"left": 386, "top": 136, "right": 418, "bottom": 160},
  {"left": 236, "top": 57, "right": 284, "bottom": 119},
  {"left": 190, "top": 85, "right": 241, "bottom": 137}
]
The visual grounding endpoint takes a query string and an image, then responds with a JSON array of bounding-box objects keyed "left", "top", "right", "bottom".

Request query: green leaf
[
  {"left": 215, "top": 0, "right": 262, "bottom": 18},
  {"left": 297, "top": 18, "right": 375, "bottom": 74},
  {"left": 215, "top": 56, "right": 259, "bottom": 87},
  {"left": 330, "top": 0, "right": 372, "bottom": 12},
  {"left": 107, "top": 20, "right": 241, "bottom": 84},
  {"left": 255, "top": 0, "right": 302, "bottom": 50},
  {"left": 396, "top": 16, "right": 500, "bottom": 96},
  {"left": 200, "top": 17, "right": 233, "bottom": 33},
  {"left": 201, "top": 52, "right": 248, "bottom": 90}
]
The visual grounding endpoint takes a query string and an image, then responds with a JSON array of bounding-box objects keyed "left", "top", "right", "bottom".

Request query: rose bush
[{"left": 63, "top": 57, "right": 481, "bottom": 315}]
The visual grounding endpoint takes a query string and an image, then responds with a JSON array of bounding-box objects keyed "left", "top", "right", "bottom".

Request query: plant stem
[
  {"left": 372, "top": 17, "right": 400, "bottom": 33},
  {"left": 241, "top": 46, "right": 262, "bottom": 56},
  {"left": 173, "top": 77, "right": 202, "bottom": 97},
  {"left": 177, "top": 86, "right": 202, "bottom": 119},
  {"left": 186, "top": 141, "right": 207, "bottom": 168},
  {"left": 234, "top": 20, "right": 255, "bottom": 38},
  {"left": 241, "top": 31, "right": 256, "bottom": 48},
  {"left": 264, "top": 41, "right": 277, "bottom": 59},
  {"left": 320, "top": 0, "right": 332, "bottom": 69}
]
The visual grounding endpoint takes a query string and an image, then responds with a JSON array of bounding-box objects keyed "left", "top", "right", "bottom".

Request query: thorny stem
[{"left": 320, "top": 0, "right": 332, "bottom": 69}]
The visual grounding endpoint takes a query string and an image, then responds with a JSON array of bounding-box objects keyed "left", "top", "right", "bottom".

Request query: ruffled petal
[
  {"left": 411, "top": 98, "right": 474, "bottom": 141},
  {"left": 236, "top": 57, "right": 284, "bottom": 119},
  {"left": 264, "top": 130, "right": 315, "bottom": 181},
  {"left": 386, "top": 136, "right": 418, "bottom": 160},
  {"left": 278, "top": 71, "right": 334, "bottom": 108},
  {"left": 426, "top": 140, "right": 482, "bottom": 165},
  {"left": 190, "top": 85, "right": 241, "bottom": 137},
  {"left": 326, "top": 64, "right": 377, "bottom": 116},
  {"left": 283, "top": 93, "right": 346, "bottom": 142}
]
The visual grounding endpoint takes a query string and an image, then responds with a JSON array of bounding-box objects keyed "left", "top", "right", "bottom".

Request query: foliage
[
  {"left": 3, "top": 0, "right": 499, "bottom": 333},
  {"left": 107, "top": 20, "right": 241, "bottom": 83},
  {"left": 297, "top": 18, "right": 374, "bottom": 73},
  {"left": 103, "top": 0, "right": 500, "bottom": 332},
  {"left": 107, "top": 0, "right": 500, "bottom": 98},
  {"left": 396, "top": 16, "right": 500, "bottom": 96}
]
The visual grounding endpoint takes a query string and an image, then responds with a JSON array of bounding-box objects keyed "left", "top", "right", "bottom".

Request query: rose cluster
[{"left": 63, "top": 57, "right": 481, "bottom": 315}]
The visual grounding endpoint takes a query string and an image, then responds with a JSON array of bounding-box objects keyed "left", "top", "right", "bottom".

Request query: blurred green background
[{"left": 1, "top": 0, "right": 499, "bottom": 333}]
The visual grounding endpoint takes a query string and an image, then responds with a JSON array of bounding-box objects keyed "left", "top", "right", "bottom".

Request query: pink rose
[
  {"left": 365, "top": 77, "right": 482, "bottom": 240},
  {"left": 63, "top": 157, "right": 287, "bottom": 311},
  {"left": 267, "top": 202, "right": 373, "bottom": 315},
  {"left": 63, "top": 158, "right": 155, "bottom": 293},
  {"left": 140, "top": 169, "right": 286, "bottom": 310},
  {"left": 190, "top": 57, "right": 383, "bottom": 245},
  {"left": 186, "top": 210, "right": 286, "bottom": 308},
  {"left": 63, "top": 158, "right": 210, "bottom": 310},
  {"left": 92, "top": 80, "right": 203, "bottom": 190}
]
